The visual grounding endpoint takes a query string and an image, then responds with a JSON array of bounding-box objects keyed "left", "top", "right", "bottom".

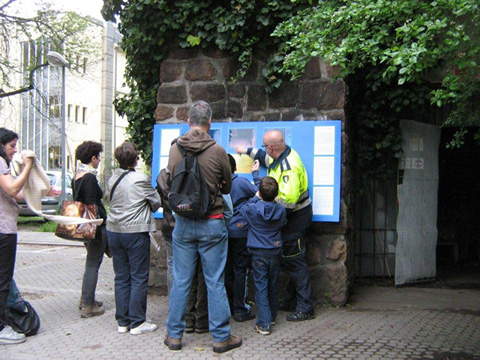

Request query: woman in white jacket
[{"left": 106, "top": 142, "right": 161, "bottom": 335}]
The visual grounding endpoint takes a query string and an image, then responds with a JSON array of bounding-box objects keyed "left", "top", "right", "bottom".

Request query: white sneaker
[
  {"left": 0, "top": 325, "right": 27, "bottom": 345},
  {"left": 129, "top": 322, "right": 158, "bottom": 335},
  {"left": 117, "top": 326, "right": 129, "bottom": 334}
]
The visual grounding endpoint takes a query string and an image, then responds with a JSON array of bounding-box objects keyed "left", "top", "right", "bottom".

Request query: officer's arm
[{"left": 246, "top": 148, "right": 268, "bottom": 168}]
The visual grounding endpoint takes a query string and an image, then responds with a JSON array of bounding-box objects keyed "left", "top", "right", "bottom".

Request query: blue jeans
[
  {"left": 250, "top": 248, "right": 280, "bottom": 329},
  {"left": 107, "top": 231, "right": 150, "bottom": 328},
  {"left": 167, "top": 215, "right": 231, "bottom": 342}
]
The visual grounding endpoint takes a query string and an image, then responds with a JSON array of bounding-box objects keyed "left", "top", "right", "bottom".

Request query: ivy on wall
[
  {"left": 102, "top": 0, "right": 312, "bottom": 165},
  {"left": 273, "top": 0, "right": 480, "bottom": 180}
]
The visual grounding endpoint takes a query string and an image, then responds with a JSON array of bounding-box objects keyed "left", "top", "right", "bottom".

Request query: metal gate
[{"left": 354, "top": 177, "right": 398, "bottom": 277}]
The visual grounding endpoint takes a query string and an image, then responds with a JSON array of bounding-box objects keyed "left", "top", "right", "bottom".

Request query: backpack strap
[{"left": 110, "top": 169, "right": 134, "bottom": 201}]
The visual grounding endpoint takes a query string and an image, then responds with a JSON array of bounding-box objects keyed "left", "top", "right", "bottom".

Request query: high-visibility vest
[{"left": 252, "top": 147, "right": 311, "bottom": 211}]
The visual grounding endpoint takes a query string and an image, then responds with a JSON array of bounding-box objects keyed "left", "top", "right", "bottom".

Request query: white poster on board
[
  {"left": 313, "top": 187, "right": 334, "bottom": 215},
  {"left": 313, "top": 156, "right": 335, "bottom": 185},
  {"left": 161, "top": 129, "right": 180, "bottom": 155},
  {"left": 159, "top": 156, "right": 169, "bottom": 171},
  {"left": 314, "top": 126, "right": 335, "bottom": 155}
]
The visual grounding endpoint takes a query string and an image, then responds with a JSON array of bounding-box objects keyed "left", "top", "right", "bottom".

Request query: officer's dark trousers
[{"left": 281, "top": 204, "right": 314, "bottom": 313}]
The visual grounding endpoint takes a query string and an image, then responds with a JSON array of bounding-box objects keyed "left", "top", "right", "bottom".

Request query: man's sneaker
[
  {"left": 185, "top": 323, "right": 194, "bottom": 333},
  {"left": 212, "top": 335, "right": 242, "bottom": 353},
  {"left": 194, "top": 327, "right": 209, "bottom": 334},
  {"left": 80, "top": 303, "right": 105, "bottom": 318},
  {"left": 255, "top": 325, "right": 271, "bottom": 336},
  {"left": 129, "top": 322, "right": 158, "bottom": 335},
  {"left": 233, "top": 311, "right": 255, "bottom": 322},
  {"left": 0, "top": 325, "right": 26, "bottom": 345},
  {"left": 117, "top": 326, "right": 129, "bottom": 334},
  {"left": 286, "top": 311, "right": 315, "bottom": 322},
  {"left": 164, "top": 336, "right": 182, "bottom": 350}
]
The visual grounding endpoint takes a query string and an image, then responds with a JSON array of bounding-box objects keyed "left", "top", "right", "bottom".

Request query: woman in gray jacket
[{"left": 106, "top": 142, "right": 161, "bottom": 335}]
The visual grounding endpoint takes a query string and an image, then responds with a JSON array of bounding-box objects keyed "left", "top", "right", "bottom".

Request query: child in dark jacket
[
  {"left": 226, "top": 154, "right": 257, "bottom": 322},
  {"left": 240, "top": 176, "right": 287, "bottom": 335}
]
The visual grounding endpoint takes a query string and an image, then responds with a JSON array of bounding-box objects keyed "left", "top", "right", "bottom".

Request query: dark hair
[
  {"left": 228, "top": 154, "right": 237, "bottom": 173},
  {"left": 0, "top": 127, "right": 19, "bottom": 165},
  {"left": 260, "top": 176, "right": 278, "bottom": 202},
  {"left": 114, "top": 142, "right": 138, "bottom": 169},
  {"left": 75, "top": 141, "right": 103, "bottom": 164}
]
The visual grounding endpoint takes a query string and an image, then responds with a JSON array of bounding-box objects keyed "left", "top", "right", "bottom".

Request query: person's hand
[
  {"left": 22, "top": 155, "right": 34, "bottom": 169},
  {"left": 234, "top": 145, "right": 247, "bottom": 154},
  {"left": 251, "top": 160, "right": 260, "bottom": 172}
]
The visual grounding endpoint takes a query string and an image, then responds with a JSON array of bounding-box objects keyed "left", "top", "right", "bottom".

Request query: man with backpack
[{"left": 163, "top": 100, "right": 242, "bottom": 354}]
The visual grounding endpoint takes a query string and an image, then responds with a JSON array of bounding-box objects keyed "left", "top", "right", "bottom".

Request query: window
[
  {"left": 82, "top": 58, "right": 87, "bottom": 74},
  {"left": 75, "top": 105, "right": 80, "bottom": 123},
  {"left": 49, "top": 95, "right": 60, "bottom": 117},
  {"left": 82, "top": 107, "right": 87, "bottom": 124},
  {"left": 67, "top": 104, "right": 72, "bottom": 122}
]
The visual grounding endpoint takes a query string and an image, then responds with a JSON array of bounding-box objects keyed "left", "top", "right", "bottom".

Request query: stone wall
[{"left": 149, "top": 47, "right": 352, "bottom": 306}]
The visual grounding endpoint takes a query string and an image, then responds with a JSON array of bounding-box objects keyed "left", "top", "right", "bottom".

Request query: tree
[
  {"left": 101, "top": 0, "right": 311, "bottom": 164},
  {"left": 274, "top": 0, "right": 480, "bottom": 151},
  {"left": 0, "top": 0, "right": 100, "bottom": 93}
]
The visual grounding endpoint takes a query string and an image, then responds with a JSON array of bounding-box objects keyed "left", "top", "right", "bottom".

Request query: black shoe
[
  {"left": 164, "top": 336, "right": 182, "bottom": 351},
  {"left": 286, "top": 311, "right": 315, "bottom": 322},
  {"left": 185, "top": 325, "right": 194, "bottom": 334},
  {"left": 233, "top": 312, "right": 255, "bottom": 322},
  {"left": 213, "top": 335, "right": 242, "bottom": 353},
  {"left": 194, "top": 327, "right": 209, "bottom": 334}
]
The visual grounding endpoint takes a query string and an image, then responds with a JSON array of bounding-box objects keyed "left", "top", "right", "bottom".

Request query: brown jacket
[{"left": 167, "top": 128, "right": 231, "bottom": 216}]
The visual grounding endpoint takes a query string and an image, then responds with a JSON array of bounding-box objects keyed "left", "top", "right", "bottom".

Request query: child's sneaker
[
  {"left": 130, "top": 322, "right": 158, "bottom": 335},
  {"left": 0, "top": 325, "right": 26, "bottom": 344},
  {"left": 254, "top": 324, "right": 271, "bottom": 335},
  {"left": 117, "top": 326, "right": 129, "bottom": 334}
]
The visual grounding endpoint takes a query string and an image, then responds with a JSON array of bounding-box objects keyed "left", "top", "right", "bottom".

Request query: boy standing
[
  {"left": 226, "top": 155, "right": 257, "bottom": 322},
  {"left": 240, "top": 176, "right": 287, "bottom": 335}
]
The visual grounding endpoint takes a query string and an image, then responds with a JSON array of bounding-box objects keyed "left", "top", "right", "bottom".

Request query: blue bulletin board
[{"left": 151, "top": 121, "right": 342, "bottom": 222}]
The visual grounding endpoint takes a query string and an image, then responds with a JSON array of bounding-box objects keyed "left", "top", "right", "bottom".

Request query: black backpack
[{"left": 167, "top": 143, "right": 214, "bottom": 219}]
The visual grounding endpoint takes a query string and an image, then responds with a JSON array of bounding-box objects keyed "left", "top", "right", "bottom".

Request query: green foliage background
[
  {"left": 102, "top": 0, "right": 312, "bottom": 165},
  {"left": 274, "top": 0, "right": 480, "bottom": 179},
  {"left": 103, "top": 0, "right": 479, "bottom": 181}
]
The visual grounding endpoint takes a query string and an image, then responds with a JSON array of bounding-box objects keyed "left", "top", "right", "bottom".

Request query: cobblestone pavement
[{"left": 1, "top": 238, "right": 480, "bottom": 360}]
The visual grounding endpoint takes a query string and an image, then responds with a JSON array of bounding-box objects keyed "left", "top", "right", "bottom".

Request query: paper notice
[
  {"left": 161, "top": 129, "right": 180, "bottom": 155},
  {"left": 313, "top": 187, "right": 334, "bottom": 216},
  {"left": 314, "top": 126, "right": 335, "bottom": 155}
]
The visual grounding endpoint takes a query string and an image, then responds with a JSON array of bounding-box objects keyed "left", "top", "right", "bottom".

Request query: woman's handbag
[
  {"left": 54, "top": 201, "right": 99, "bottom": 241},
  {"left": 54, "top": 176, "right": 99, "bottom": 241}
]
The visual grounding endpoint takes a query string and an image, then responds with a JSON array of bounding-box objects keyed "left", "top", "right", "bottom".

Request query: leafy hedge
[
  {"left": 274, "top": 0, "right": 480, "bottom": 179},
  {"left": 102, "top": 0, "right": 312, "bottom": 164}
]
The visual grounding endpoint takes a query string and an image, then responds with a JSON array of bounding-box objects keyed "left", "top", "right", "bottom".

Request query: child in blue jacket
[
  {"left": 240, "top": 176, "right": 287, "bottom": 335},
  {"left": 226, "top": 155, "right": 257, "bottom": 322}
]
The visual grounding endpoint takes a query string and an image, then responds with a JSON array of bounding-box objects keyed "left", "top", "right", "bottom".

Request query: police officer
[{"left": 236, "top": 129, "right": 314, "bottom": 321}]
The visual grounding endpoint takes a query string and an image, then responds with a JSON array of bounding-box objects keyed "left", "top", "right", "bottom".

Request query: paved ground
[{"left": 1, "top": 232, "right": 479, "bottom": 360}]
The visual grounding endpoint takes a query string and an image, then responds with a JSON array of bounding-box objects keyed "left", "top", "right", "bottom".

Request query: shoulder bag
[{"left": 54, "top": 175, "right": 99, "bottom": 241}]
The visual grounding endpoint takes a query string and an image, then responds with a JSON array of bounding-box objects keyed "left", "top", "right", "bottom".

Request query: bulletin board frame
[{"left": 151, "top": 120, "right": 342, "bottom": 222}]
